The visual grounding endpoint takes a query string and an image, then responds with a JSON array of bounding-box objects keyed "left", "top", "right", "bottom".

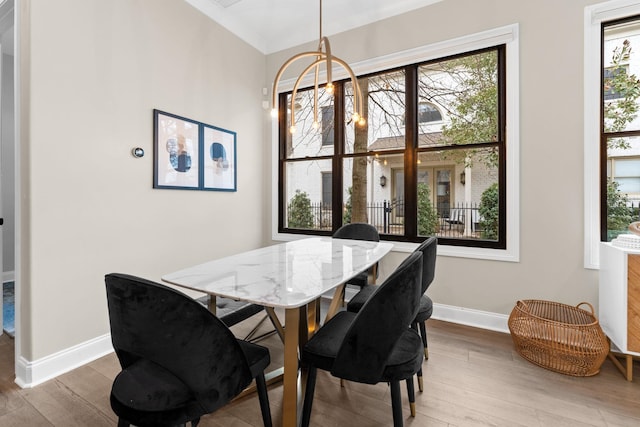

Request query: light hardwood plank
[{"left": 1, "top": 318, "right": 640, "bottom": 426}]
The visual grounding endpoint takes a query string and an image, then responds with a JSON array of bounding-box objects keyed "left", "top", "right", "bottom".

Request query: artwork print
[
  {"left": 203, "top": 125, "right": 236, "bottom": 191},
  {"left": 153, "top": 109, "right": 237, "bottom": 191}
]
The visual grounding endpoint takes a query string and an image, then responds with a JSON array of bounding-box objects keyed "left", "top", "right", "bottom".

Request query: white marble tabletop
[{"left": 162, "top": 237, "right": 394, "bottom": 309}]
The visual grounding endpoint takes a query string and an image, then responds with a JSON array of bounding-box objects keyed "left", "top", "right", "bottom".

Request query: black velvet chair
[
  {"left": 300, "top": 251, "right": 424, "bottom": 427},
  {"left": 332, "top": 223, "right": 380, "bottom": 289},
  {"left": 105, "top": 273, "right": 273, "bottom": 427},
  {"left": 347, "top": 236, "right": 437, "bottom": 391}
]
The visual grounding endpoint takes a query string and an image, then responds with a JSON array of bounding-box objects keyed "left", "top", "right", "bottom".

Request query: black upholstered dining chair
[
  {"left": 332, "top": 223, "right": 380, "bottom": 289},
  {"left": 105, "top": 273, "right": 272, "bottom": 427},
  {"left": 300, "top": 251, "right": 424, "bottom": 427},
  {"left": 347, "top": 236, "right": 437, "bottom": 391}
]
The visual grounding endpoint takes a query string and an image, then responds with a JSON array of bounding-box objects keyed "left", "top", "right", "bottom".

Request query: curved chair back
[
  {"left": 105, "top": 273, "right": 253, "bottom": 413},
  {"left": 333, "top": 223, "right": 380, "bottom": 242},
  {"left": 416, "top": 236, "right": 437, "bottom": 294},
  {"left": 331, "top": 251, "right": 423, "bottom": 383}
]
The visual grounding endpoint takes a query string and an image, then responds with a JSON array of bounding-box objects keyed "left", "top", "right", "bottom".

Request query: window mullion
[
  {"left": 332, "top": 82, "right": 345, "bottom": 231},
  {"left": 278, "top": 92, "right": 288, "bottom": 232},
  {"left": 404, "top": 66, "right": 418, "bottom": 239}
]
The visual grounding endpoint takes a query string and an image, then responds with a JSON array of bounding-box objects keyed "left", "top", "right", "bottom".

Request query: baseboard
[
  {"left": 335, "top": 290, "right": 510, "bottom": 333},
  {"left": 15, "top": 333, "right": 114, "bottom": 388},
  {"left": 432, "top": 302, "right": 510, "bottom": 334}
]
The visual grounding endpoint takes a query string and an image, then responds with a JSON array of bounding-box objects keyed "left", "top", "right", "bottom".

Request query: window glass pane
[
  {"left": 416, "top": 148, "right": 499, "bottom": 241},
  {"left": 613, "top": 158, "right": 640, "bottom": 177},
  {"left": 616, "top": 177, "right": 640, "bottom": 193},
  {"left": 419, "top": 50, "right": 499, "bottom": 147},
  {"left": 345, "top": 70, "right": 407, "bottom": 154},
  {"left": 343, "top": 154, "right": 404, "bottom": 235},
  {"left": 606, "top": 135, "right": 640, "bottom": 241},
  {"left": 603, "top": 21, "right": 640, "bottom": 134},
  {"left": 286, "top": 87, "right": 334, "bottom": 159},
  {"left": 284, "top": 159, "right": 332, "bottom": 230}
]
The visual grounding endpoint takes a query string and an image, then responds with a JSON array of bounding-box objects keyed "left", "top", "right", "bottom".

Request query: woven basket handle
[
  {"left": 515, "top": 300, "right": 529, "bottom": 311},
  {"left": 576, "top": 301, "right": 595, "bottom": 314}
]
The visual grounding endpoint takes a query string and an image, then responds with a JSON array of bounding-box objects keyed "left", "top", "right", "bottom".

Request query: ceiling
[{"left": 184, "top": 0, "right": 443, "bottom": 54}]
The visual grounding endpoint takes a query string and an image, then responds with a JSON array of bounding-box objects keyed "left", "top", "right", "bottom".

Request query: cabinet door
[{"left": 629, "top": 254, "right": 640, "bottom": 353}]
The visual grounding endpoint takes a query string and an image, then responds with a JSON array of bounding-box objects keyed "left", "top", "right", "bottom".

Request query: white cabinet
[{"left": 599, "top": 242, "right": 640, "bottom": 380}]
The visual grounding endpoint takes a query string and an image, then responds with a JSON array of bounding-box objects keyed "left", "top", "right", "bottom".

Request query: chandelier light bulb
[
  {"left": 290, "top": 125, "right": 297, "bottom": 134},
  {"left": 358, "top": 117, "right": 366, "bottom": 127},
  {"left": 325, "top": 82, "right": 334, "bottom": 94},
  {"left": 271, "top": 108, "right": 278, "bottom": 118},
  {"left": 312, "top": 121, "right": 319, "bottom": 130}
]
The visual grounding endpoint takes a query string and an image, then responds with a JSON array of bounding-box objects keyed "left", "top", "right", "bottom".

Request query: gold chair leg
[
  {"left": 410, "top": 402, "right": 416, "bottom": 417},
  {"left": 418, "top": 375, "right": 424, "bottom": 393}
]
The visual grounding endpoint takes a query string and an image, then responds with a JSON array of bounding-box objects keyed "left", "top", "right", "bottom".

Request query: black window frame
[
  {"left": 600, "top": 15, "right": 640, "bottom": 242},
  {"left": 277, "top": 45, "right": 507, "bottom": 249}
]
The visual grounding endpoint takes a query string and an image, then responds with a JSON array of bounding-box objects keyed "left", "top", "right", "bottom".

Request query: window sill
[{"left": 271, "top": 232, "right": 519, "bottom": 263}]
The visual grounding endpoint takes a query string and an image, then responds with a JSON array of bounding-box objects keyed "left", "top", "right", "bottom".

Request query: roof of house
[{"left": 368, "top": 132, "right": 443, "bottom": 151}]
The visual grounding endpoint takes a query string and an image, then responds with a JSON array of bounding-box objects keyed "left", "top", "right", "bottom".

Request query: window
[
  {"left": 418, "top": 102, "right": 443, "bottom": 123},
  {"left": 273, "top": 24, "right": 519, "bottom": 260},
  {"left": 321, "top": 105, "right": 334, "bottom": 146},
  {"left": 601, "top": 17, "right": 640, "bottom": 242},
  {"left": 604, "top": 66, "right": 629, "bottom": 100},
  {"left": 278, "top": 46, "right": 506, "bottom": 249},
  {"left": 321, "top": 172, "right": 332, "bottom": 208}
]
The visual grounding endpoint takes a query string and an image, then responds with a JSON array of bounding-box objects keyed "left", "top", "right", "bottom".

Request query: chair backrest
[
  {"left": 331, "top": 251, "right": 423, "bottom": 383},
  {"left": 105, "top": 273, "right": 252, "bottom": 413},
  {"left": 333, "top": 223, "right": 380, "bottom": 242},
  {"left": 415, "top": 236, "right": 437, "bottom": 294}
]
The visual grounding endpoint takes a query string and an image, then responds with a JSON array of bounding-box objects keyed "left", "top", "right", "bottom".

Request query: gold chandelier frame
[{"left": 271, "top": 0, "right": 366, "bottom": 134}]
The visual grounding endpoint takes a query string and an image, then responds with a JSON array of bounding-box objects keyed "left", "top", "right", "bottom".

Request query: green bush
[
  {"left": 417, "top": 183, "right": 438, "bottom": 235},
  {"left": 479, "top": 183, "right": 499, "bottom": 240},
  {"left": 287, "top": 190, "right": 314, "bottom": 229},
  {"left": 607, "top": 178, "right": 633, "bottom": 239},
  {"left": 343, "top": 187, "right": 352, "bottom": 224}
]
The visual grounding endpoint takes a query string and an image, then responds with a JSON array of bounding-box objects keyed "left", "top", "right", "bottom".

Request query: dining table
[{"left": 162, "top": 236, "right": 393, "bottom": 427}]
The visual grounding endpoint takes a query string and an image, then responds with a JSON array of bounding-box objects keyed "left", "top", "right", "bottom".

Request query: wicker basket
[{"left": 508, "top": 300, "right": 609, "bottom": 376}]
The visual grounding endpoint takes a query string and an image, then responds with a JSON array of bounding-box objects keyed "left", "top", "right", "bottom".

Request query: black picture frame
[{"left": 153, "top": 109, "right": 237, "bottom": 191}]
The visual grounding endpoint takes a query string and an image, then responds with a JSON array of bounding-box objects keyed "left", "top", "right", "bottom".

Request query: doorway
[{"left": 0, "top": 0, "right": 16, "bottom": 371}]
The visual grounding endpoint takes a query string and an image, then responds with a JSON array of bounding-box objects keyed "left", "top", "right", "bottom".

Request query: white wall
[
  {"left": 268, "top": 0, "right": 605, "bottom": 317},
  {"left": 19, "top": 0, "right": 268, "bottom": 366}
]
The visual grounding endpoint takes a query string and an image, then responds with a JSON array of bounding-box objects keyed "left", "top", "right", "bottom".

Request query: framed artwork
[
  {"left": 203, "top": 124, "right": 237, "bottom": 191},
  {"left": 153, "top": 109, "right": 237, "bottom": 191}
]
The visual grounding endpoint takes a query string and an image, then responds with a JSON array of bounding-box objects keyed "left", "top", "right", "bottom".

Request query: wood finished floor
[{"left": 2, "top": 317, "right": 640, "bottom": 426}]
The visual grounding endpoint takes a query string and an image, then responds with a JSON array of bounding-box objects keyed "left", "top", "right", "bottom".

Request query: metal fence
[
  {"left": 289, "top": 199, "right": 640, "bottom": 239},
  {"left": 288, "top": 200, "right": 485, "bottom": 238}
]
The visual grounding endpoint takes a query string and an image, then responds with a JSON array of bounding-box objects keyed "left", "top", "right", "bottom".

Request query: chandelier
[{"left": 271, "top": 0, "right": 366, "bottom": 134}]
